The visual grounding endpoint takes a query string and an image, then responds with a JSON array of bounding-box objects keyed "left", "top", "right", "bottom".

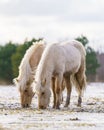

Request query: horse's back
[
  {"left": 44, "top": 42, "right": 82, "bottom": 73},
  {"left": 62, "top": 43, "right": 82, "bottom": 72},
  {"left": 68, "top": 40, "right": 86, "bottom": 56}
]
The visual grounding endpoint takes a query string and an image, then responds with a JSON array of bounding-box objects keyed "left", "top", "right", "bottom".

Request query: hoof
[
  {"left": 55, "top": 105, "right": 60, "bottom": 109},
  {"left": 52, "top": 105, "right": 56, "bottom": 109},
  {"left": 56, "top": 107, "right": 60, "bottom": 109},
  {"left": 77, "top": 104, "right": 81, "bottom": 107},
  {"left": 64, "top": 104, "right": 68, "bottom": 108}
]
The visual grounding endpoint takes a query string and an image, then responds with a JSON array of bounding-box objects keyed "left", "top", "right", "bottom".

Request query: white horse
[
  {"left": 13, "top": 41, "right": 46, "bottom": 107},
  {"left": 33, "top": 40, "right": 86, "bottom": 109}
]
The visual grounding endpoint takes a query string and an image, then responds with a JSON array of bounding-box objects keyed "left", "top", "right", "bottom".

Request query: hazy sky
[{"left": 0, "top": 0, "right": 104, "bottom": 50}]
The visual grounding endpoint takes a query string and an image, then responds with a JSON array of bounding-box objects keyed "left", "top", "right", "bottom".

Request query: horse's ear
[
  {"left": 13, "top": 78, "right": 19, "bottom": 84},
  {"left": 34, "top": 80, "right": 37, "bottom": 84},
  {"left": 26, "top": 80, "right": 31, "bottom": 86},
  {"left": 32, "top": 77, "right": 35, "bottom": 82},
  {"left": 41, "top": 78, "right": 46, "bottom": 87}
]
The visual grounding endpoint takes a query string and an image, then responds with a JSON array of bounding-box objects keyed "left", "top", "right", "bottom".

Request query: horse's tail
[
  {"left": 70, "top": 40, "right": 86, "bottom": 95},
  {"left": 71, "top": 59, "right": 87, "bottom": 96}
]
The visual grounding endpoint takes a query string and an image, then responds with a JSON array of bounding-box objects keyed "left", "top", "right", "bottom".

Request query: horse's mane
[
  {"left": 34, "top": 43, "right": 54, "bottom": 90},
  {"left": 15, "top": 40, "right": 45, "bottom": 90}
]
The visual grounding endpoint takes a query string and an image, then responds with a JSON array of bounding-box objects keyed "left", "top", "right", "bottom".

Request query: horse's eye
[
  {"left": 24, "top": 90, "right": 28, "bottom": 93},
  {"left": 26, "top": 81, "right": 30, "bottom": 85},
  {"left": 41, "top": 92, "right": 45, "bottom": 95}
]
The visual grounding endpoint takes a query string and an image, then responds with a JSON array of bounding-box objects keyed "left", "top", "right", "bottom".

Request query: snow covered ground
[{"left": 0, "top": 83, "right": 104, "bottom": 130}]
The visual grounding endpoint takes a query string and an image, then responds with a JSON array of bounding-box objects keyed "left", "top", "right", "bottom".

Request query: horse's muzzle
[
  {"left": 22, "top": 104, "right": 30, "bottom": 108},
  {"left": 39, "top": 105, "right": 46, "bottom": 109}
]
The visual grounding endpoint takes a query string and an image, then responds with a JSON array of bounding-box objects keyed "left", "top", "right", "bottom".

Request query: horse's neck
[
  {"left": 18, "top": 43, "right": 46, "bottom": 89},
  {"left": 40, "top": 60, "right": 53, "bottom": 85},
  {"left": 29, "top": 45, "right": 45, "bottom": 71}
]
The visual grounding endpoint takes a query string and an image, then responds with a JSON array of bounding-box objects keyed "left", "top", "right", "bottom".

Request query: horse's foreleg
[
  {"left": 64, "top": 75, "right": 72, "bottom": 107},
  {"left": 55, "top": 75, "right": 63, "bottom": 109},
  {"left": 51, "top": 77, "right": 56, "bottom": 108}
]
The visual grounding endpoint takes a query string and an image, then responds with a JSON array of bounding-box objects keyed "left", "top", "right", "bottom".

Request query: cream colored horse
[
  {"left": 13, "top": 41, "right": 46, "bottom": 107},
  {"left": 34, "top": 40, "right": 86, "bottom": 109}
]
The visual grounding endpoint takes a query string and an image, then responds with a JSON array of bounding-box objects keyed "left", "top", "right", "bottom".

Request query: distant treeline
[{"left": 0, "top": 36, "right": 99, "bottom": 84}]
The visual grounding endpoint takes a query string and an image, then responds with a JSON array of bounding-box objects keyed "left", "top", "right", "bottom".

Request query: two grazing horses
[{"left": 14, "top": 40, "right": 86, "bottom": 109}]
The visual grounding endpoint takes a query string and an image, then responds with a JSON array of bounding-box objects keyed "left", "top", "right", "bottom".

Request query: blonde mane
[
  {"left": 34, "top": 43, "right": 54, "bottom": 88},
  {"left": 16, "top": 40, "right": 46, "bottom": 90}
]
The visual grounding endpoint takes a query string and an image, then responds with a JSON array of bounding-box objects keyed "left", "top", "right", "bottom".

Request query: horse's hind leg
[
  {"left": 61, "top": 79, "right": 65, "bottom": 103},
  {"left": 64, "top": 75, "right": 72, "bottom": 107},
  {"left": 74, "top": 68, "right": 86, "bottom": 107},
  {"left": 51, "top": 77, "right": 56, "bottom": 108},
  {"left": 78, "top": 96, "right": 82, "bottom": 107},
  {"left": 55, "top": 74, "right": 63, "bottom": 109}
]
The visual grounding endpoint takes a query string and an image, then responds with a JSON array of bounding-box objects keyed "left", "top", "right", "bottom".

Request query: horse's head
[
  {"left": 19, "top": 81, "right": 35, "bottom": 108},
  {"left": 34, "top": 79, "right": 51, "bottom": 109},
  {"left": 13, "top": 78, "right": 35, "bottom": 108},
  {"left": 38, "top": 87, "right": 51, "bottom": 109}
]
